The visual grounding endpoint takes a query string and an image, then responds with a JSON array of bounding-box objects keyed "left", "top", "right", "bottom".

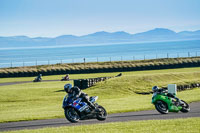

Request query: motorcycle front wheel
[
  {"left": 155, "top": 100, "right": 169, "bottom": 114},
  {"left": 64, "top": 108, "right": 80, "bottom": 123},
  {"left": 180, "top": 100, "right": 190, "bottom": 113},
  {"left": 96, "top": 105, "right": 107, "bottom": 121}
]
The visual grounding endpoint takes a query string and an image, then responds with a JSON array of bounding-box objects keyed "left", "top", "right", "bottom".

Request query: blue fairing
[
  {"left": 62, "top": 95, "right": 89, "bottom": 112},
  {"left": 62, "top": 95, "right": 71, "bottom": 109}
]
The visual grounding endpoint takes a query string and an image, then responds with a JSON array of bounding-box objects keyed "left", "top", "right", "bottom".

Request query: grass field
[
  {"left": 0, "top": 72, "right": 119, "bottom": 83},
  {"left": 4, "top": 117, "right": 200, "bottom": 133},
  {"left": 1, "top": 67, "right": 200, "bottom": 83},
  {"left": 0, "top": 67, "right": 200, "bottom": 123}
]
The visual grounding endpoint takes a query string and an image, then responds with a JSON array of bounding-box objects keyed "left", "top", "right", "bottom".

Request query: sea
[{"left": 0, "top": 40, "right": 200, "bottom": 68}]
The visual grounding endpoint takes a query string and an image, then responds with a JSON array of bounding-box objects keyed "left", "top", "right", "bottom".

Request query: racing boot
[{"left": 175, "top": 97, "right": 184, "bottom": 106}]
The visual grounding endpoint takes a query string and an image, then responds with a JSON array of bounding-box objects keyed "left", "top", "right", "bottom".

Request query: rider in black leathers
[
  {"left": 35, "top": 74, "right": 42, "bottom": 81},
  {"left": 152, "top": 86, "right": 183, "bottom": 105},
  {"left": 64, "top": 84, "right": 99, "bottom": 111}
]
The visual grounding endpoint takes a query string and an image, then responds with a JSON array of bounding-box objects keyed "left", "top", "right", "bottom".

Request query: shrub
[{"left": 1, "top": 57, "right": 200, "bottom": 77}]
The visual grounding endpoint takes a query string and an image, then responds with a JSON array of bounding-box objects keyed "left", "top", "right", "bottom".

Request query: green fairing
[{"left": 152, "top": 93, "right": 182, "bottom": 112}]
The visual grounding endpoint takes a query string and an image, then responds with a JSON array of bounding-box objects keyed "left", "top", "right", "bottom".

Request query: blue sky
[{"left": 0, "top": 0, "right": 200, "bottom": 37}]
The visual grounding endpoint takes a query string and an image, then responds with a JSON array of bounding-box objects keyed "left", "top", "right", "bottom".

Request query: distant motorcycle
[
  {"left": 62, "top": 96, "right": 107, "bottom": 123},
  {"left": 61, "top": 77, "right": 69, "bottom": 81},
  {"left": 152, "top": 88, "right": 190, "bottom": 114},
  {"left": 33, "top": 77, "right": 42, "bottom": 82},
  {"left": 61, "top": 74, "right": 70, "bottom": 81}
]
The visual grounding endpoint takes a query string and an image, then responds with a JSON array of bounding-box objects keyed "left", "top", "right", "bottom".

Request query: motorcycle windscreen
[{"left": 90, "top": 96, "right": 98, "bottom": 103}]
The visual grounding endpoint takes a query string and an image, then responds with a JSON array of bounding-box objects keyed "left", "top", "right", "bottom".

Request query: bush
[{"left": 1, "top": 57, "right": 200, "bottom": 78}]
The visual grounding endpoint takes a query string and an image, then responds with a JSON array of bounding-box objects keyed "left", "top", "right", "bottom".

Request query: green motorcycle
[{"left": 151, "top": 86, "right": 190, "bottom": 114}]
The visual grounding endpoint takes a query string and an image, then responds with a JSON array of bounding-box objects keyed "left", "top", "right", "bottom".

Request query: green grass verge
[
  {"left": 4, "top": 117, "right": 200, "bottom": 133},
  {"left": 0, "top": 72, "right": 118, "bottom": 83},
  {"left": 1, "top": 67, "right": 200, "bottom": 83},
  {"left": 0, "top": 67, "right": 200, "bottom": 123}
]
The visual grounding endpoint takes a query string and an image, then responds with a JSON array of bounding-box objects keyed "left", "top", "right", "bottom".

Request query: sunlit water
[{"left": 0, "top": 40, "right": 200, "bottom": 68}]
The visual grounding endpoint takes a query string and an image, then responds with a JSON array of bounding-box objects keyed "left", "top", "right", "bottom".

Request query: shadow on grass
[{"left": 54, "top": 90, "right": 65, "bottom": 92}]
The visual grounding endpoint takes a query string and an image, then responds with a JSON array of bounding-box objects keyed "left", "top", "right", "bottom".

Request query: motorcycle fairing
[{"left": 152, "top": 93, "right": 182, "bottom": 112}]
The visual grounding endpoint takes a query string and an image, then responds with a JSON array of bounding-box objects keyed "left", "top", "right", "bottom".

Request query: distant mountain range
[{"left": 1, "top": 28, "right": 200, "bottom": 48}]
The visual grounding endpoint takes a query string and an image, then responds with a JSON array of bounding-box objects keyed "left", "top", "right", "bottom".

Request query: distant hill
[{"left": 0, "top": 28, "right": 200, "bottom": 48}]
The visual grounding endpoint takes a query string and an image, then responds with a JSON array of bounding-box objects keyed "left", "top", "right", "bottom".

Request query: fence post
[
  {"left": 83, "top": 58, "right": 86, "bottom": 64},
  {"left": 156, "top": 54, "right": 158, "bottom": 59},
  {"left": 11, "top": 61, "right": 12, "bottom": 68},
  {"left": 167, "top": 53, "right": 169, "bottom": 58},
  {"left": 188, "top": 52, "right": 190, "bottom": 57},
  {"left": 48, "top": 60, "right": 50, "bottom": 65},
  {"left": 97, "top": 57, "right": 98, "bottom": 63},
  {"left": 144, "top": 55, "right": 146, "bottom": 60},
  {"left": 133, "top": 56, "right": 135, "bottom": 60},
  {"left": 177, "top": 53, "right": 179, "bottom": 58},
  {"left": 61, "top": 59, "right": 62, "bottom": 64},
  {"left": 23, "top": 61, "right": 25, "bottom": 67},
  {"left": 121, "top": 56, "right": 123, "bottom": 61},
  {"left": 36, "top": 60, "right": 37, "bottom": 66}
]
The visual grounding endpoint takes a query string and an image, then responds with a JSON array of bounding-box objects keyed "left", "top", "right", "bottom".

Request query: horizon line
[{"left": 0, "top": 27, "right": 199, "bottom": 38}]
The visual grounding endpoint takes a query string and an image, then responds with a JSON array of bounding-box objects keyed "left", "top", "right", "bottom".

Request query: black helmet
[
  {"left": 152, "top": 86, "right": 159, "bottom": 92},
  {"left": 64, "top": 84, "right": 72, "bottom": 93}
]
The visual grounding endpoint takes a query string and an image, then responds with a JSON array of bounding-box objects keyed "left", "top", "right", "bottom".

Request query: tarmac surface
[
  {"left": 0, "top": 80, "right": 68, "bottom": 86},
  {"left": 0, "top": 102, "right": 199, "bottom": 132}
]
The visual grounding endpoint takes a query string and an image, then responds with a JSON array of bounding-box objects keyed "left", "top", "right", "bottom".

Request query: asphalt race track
[
  {"left": 0, "top": 102, "right": 199, "bottom": 132},
  {"left": 0, "top": 80, "right": 68, "bottom": 86}
]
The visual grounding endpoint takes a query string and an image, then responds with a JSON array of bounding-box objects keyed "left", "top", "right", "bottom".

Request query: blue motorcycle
[{"left": 62, "top": 95, "right": 107, "bottom": 123}]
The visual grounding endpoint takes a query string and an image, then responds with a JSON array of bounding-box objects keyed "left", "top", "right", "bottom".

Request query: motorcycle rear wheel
[
  {"left": 65, "top": 108, "right": 80, "bottom": 123},
  {"left": 180, "top": 100, "right": 190, "bottom": 113},
  {"left": 96, "top": 105, "right": 107, "bottom": 121},
  {"left": 155, "top": 100, "right": 168, "bottom": 114}
]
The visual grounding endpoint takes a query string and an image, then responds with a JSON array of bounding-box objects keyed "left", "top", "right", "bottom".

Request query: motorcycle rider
[
  {"left": 36, "top": 74, "right": 42, "bottom": 81},
  {"left": 152, "top": 86, "right": 183, "bottom": 105},
  {"left": 152, "top": 86, "right": 163, "bottom": 93},
  {"left": 64, "top": 74, "right": 69, "bottom": 80},
  {"left": 64, "top": 84, "right": 100, "bottom": 112}
]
